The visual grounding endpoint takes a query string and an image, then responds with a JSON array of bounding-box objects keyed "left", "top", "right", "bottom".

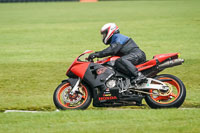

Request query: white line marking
[
  {"left": 4, "top": 110, "right": 60, "bottom": 113},
  {"left": 4, "top": 110, "right": 40, "bottom": 113}
]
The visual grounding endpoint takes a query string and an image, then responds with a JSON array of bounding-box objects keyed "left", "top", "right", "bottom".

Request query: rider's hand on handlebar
[{"left": 88, "top": 52, "right": 99, "bottom": 62}]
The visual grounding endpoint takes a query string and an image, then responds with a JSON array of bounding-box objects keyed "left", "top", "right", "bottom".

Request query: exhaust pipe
[{"left": 157, "top": 58, "right": 184, "bottom": 69}]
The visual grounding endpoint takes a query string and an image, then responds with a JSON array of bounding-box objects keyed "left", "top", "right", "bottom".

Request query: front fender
[{"left": 62, "top": 78, "right": 79, "bottom": 88}]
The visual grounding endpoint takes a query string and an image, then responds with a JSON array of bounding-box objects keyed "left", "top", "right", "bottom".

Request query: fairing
[
  {"left": 153, "top": 53, "right": 179, "bottom": 62},
  {"left": 70, "top": 62, "right": 90, "bottom": 79},
  {"left": 66, "top": 50, "right": 93, "bottom": 79},
  {"left": 137, "top": 53, "right": 179, "bottom": 71}
]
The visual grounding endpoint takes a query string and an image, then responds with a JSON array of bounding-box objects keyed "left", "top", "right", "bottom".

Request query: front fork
[{"left": 69, "top": 77, "right": 81, "bottom": 95}]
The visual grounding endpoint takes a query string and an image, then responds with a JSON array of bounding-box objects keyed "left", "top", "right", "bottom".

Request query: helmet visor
[{"left": 101, "top": 32, "right": 107, "bottom": 41}]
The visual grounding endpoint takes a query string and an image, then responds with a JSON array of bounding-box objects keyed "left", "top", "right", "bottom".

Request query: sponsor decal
[
  {"left": 103, "top": 93, "right": 111, "bottom": 97},
  {"left": 104, "top": 91, "right": 110, "bottom": 94},
  {"left": 96, "top": 67, "right": 107, "bottom": 75},
  {"left": 103, "top": 91, "right": 111, "bottom": 96},
  {"left": 106, "top": 88, "right": 110, "bottom": 92},
  {"left": 99, "top": 96, "right": 117, "bottom": 101}
]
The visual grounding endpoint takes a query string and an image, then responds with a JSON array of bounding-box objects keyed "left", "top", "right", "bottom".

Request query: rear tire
[
  {"left": 53, "top": 81, "right": 92, "bottom": 110},
  {"left": 145, "top": 74, "right": 186, "bottom": 108}
]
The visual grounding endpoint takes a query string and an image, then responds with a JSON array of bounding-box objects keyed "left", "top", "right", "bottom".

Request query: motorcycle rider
[{"left": 88, "top": 23, "right": 146, "bottom": 83}]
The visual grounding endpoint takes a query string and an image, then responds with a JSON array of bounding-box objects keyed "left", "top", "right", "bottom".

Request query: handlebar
[{"left": 85, "top": 58, "right": 94, "bottom": 62}]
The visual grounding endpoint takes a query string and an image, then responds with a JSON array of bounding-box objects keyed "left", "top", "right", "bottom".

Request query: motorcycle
[{"left": 53, "top": 50, "right": 186, "bottom": 110}]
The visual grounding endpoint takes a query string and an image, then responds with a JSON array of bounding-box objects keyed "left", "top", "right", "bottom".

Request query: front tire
[
  {"left": 145, "top": 74, "right": 186, "bottom": 108},
  {"left": 53, "top": 81, "right": 92, "bottom": 110}
]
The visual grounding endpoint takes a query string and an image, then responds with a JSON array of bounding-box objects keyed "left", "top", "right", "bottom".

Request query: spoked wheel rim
[
  {"left": 149, "top": 77, "right": 181, "bottom": 104},
  {"left": 57, "top": 83, "right": 88, "bottom": 109}
]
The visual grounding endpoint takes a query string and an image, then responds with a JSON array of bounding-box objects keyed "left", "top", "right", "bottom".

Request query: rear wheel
[
  {"left": 53, "top": 81, "right": 92, "bottom": 110},
  {"left": 145, "top": 74, "right": 186, "bottom": 108}
]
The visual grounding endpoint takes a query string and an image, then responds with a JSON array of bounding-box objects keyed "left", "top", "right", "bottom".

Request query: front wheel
[
  {"left": 145, "top": 74, "right": 186, "bottom": 108},
  {"left": 53, "top": 81, "right": 92, "bottom": 110}
]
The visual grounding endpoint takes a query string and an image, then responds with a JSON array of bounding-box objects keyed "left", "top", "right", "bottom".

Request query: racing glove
[{"left": 88, "top": 52, "right": 100, "bottom": 61}]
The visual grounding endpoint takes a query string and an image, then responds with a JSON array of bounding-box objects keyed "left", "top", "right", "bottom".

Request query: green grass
[
  {"left": 0, "top": 1, "right": 200, "bottom": 133},
  {"left": 0, "top": 0, "right": 200, "bottom": 111},
  {"left": 1, "top": 109, "right": 200, "bottom": 133}
]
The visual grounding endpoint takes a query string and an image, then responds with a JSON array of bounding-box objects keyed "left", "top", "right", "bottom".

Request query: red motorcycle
[{"left": 53, "top": 50, "right": 186, "bottom": 110}]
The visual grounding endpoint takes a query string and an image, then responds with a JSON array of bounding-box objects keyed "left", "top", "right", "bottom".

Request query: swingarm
[{"left": 133, "top": 78, "right": 170, "bottom": 91}]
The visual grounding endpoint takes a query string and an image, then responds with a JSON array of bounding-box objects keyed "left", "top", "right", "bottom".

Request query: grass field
[
  {"left": 0, "top": 0, "right": 200, "bottom": 132},
  {"left": 1, "top": 109, "right": 200, "bottom": 133}
]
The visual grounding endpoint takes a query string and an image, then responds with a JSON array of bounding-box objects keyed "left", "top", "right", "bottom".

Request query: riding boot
[{"left": 132, "top": 72, "right": 147, "bottom": 84}]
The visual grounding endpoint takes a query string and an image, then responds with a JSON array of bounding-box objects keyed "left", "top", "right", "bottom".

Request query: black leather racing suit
[{"left": 97, "top": 33, "right": 146, "bottom": 78}]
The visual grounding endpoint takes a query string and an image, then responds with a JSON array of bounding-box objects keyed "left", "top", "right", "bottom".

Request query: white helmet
[{"left": 100, "top": 23, "right": 119, "bottom": 45}]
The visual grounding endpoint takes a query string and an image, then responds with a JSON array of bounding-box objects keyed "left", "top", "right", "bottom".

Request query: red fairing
[
  {"left": 70, "top": 62, "right": 90, "bottom": 79},
  {"left": 153, "top": 53, "right": 179, "bottom": 62},
  {"left": 66, "top": 56, "right": 90, "bottom": 79},
  {"left": 136, "top": 53, "right": 179, "bottom": 71},
  {"left": 66, "top": 50, "right": 93, "bottom": 78}
]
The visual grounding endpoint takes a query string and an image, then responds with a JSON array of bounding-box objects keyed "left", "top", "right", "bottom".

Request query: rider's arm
[{"left": 97, "top": 43, "right": 122, "bottom": 58}]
